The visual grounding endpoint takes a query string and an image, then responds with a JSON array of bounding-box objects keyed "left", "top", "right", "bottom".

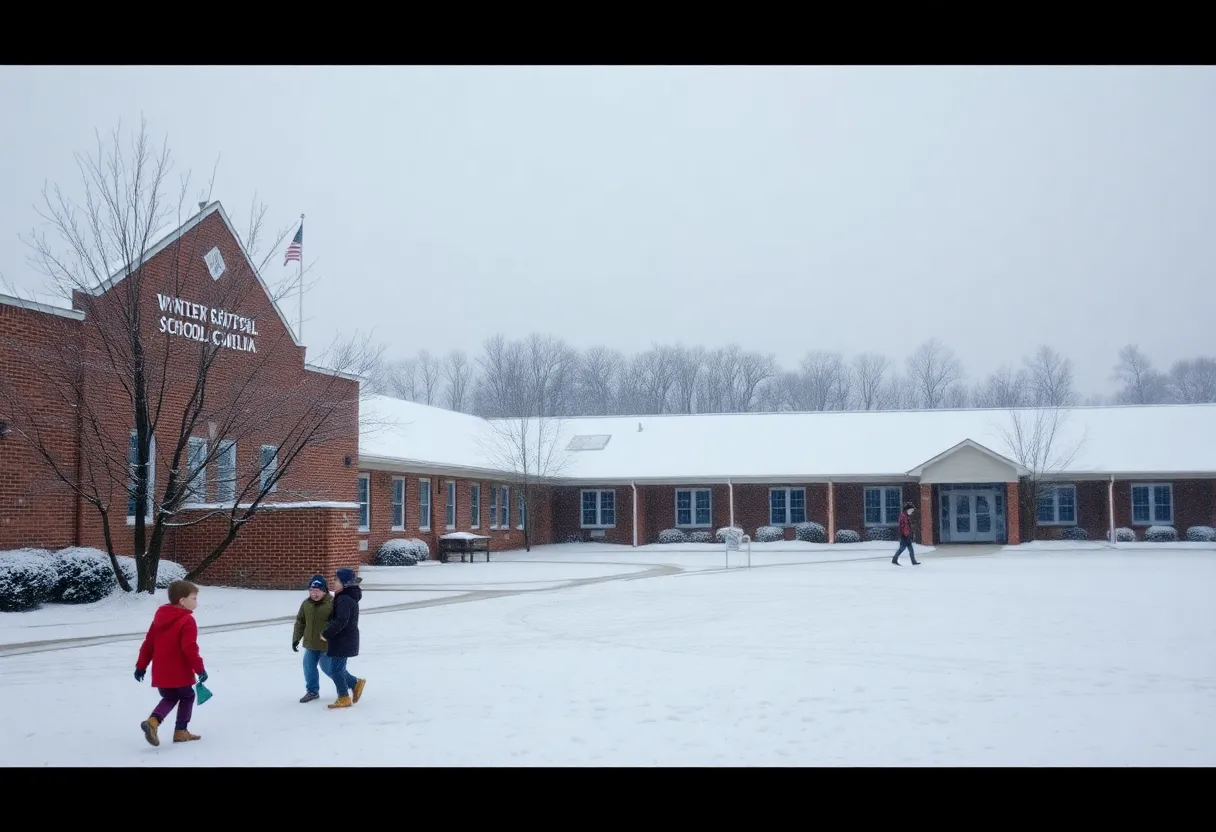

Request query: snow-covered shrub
[
  {"left": 0, "top": 550, "right": 58, "bottom": 612},
  {"left": 48, "top": 547, "right": 116, "bottom": 604},
  {"left": 835, "top": 529, "right": 861, "bottom": 544},
  {"left": 375, "top": 538, "right": 428, "bottom": 566},
  {"left": 657, "top": 529, "right": 687, "bottom": 544},
  {"left": 687, "top": 530, "right": 713, "bottom": 544},
  {"left": 1107, "top": 527, "right": 1136, "bottom": 543},
  {"left": 715, "top": 526, "right": 744, "bottom": 544},
  {"left": 794, "top": 522, "right": 827, "bottom": 543},
  {"left": 116, "top": 556, "right": 189, "bottom": 589},
  {"left": 1145, "top": 525, "right": 1178, "bottom": 543},
  {"left": 865, "top": 525, "right": 897, "bottom": 542},
  {"left": 562, "top": 534, "right": 589, "bottom": 544},
  {"left": 1185, "top": 526, "right": 1216, "bottom": 542},
  {"left": 1061, "top": 526, "right": 1089, "bottom": 541},
  {"left": 755, "top": 525, "right": 784, "bottom": 543}
]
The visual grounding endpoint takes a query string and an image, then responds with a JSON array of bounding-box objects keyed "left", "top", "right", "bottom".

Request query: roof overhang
[
  {"left": 0, "top": 292, "right": 86, "bottom": 321},
  {"left": 1039, "top": 470, "right": 1216, "bottom": 481},
  {"left": 905, "top": 438, "right": 1030, "bottom": 478}
]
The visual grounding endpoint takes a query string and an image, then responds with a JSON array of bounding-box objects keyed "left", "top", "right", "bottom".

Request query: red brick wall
[
  {"left": 1025, "top": 478, "right": 1216, "bottom": 542},
  {"left": 552, "top": 485, "right": 635, "bottom": 545},
  {"left": 359, "top": 469, "right": 556, "bottom": 560},
  {"left": 832, "top": 483, "right": 918, "bottom": 540}
]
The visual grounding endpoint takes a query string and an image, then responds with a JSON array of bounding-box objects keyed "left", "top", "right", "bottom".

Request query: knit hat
[
  {"left": 335, "top": 567, "right": 361, "bottom": 586},
  {"left": 308, "top": 575, "right": 328, "bottom": 591}
]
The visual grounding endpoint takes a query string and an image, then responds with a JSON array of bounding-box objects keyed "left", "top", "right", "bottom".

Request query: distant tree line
[{"left": 365, "top": 336, "right": 1216, "bottom": 418}]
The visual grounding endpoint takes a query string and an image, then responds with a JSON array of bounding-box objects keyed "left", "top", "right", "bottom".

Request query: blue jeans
[
  {"left": 303, "top": 648, "right": 333, "bottom": 695},
  {"left": 329, "top": 656, "right": 359, "bottom": 697}
]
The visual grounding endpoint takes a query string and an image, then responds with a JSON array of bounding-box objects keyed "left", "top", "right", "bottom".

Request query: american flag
[{"left": 284, "top": 223, "right": 303, "bottom": 265}]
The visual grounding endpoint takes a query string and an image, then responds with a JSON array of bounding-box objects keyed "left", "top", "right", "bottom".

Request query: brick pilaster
[
  {"left": 919, "top": 483, "right": 933, "bottom": 544},
  {"left": 827, "top": 481, "right": 836, "bottom": 543},
  {"left": 1005, "top": 481, "right": 1021, "bottom": 545}
]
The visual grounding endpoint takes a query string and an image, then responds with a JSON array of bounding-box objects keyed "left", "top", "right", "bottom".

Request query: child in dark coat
[
  {"left": 293, "top": 575, "right": 335, "bottom": 703},
  {"left": 320, "top": 567, "right": 366, "bottom": 709},
  {"left": 135, "top": 580, "right": 208, "bottom": 746}
]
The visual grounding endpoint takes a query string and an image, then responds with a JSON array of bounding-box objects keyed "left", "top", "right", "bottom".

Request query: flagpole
[{"left": 297, "top": 213, "right": 304, "bottom": 342}]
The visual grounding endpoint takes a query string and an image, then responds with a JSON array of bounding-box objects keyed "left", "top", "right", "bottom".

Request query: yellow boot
[
  {"left": 173, "top": 729, "right": 201, "bottom": 742},
  {"left": 328, "top": 695, "right": 352, "bottom": 709},
  {"left": 352, "top": 678, "right": 366, "bottom": 704},
  {"left": 140, "top": 716, "right": 161, "bottom": 747}
]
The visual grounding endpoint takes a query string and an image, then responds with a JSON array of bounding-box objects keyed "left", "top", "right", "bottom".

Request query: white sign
[
  {"left": 156, "top": 293, "right": 259, "bottom": 353},
  {"left": 203, "top": 247, "right": 226, "bottom": 281}
]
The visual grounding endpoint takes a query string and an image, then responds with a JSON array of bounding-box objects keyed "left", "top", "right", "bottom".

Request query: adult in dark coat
[
  {"left": 320, "top": 567, "right": 366, "bottom": 708},
  {"left": 892, "top": 502, "right": 921, "bottom": 566}
]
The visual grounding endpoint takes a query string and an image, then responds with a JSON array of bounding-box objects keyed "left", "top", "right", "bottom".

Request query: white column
[
  {"left": 1108, "top": 475, "right": 1116, "bottom": 546},
  {"left": 632, "top": 482, "right": 638, "bottom": 547}
]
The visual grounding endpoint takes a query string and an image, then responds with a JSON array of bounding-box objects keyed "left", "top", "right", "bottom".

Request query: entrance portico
[{"left": 907, "top": 439, "right": 1029, "bottom": 545}]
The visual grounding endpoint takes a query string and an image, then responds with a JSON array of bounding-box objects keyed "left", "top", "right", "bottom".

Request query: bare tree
[
  {"left": 1166, "top": 357, "right": 1216, "bottom": 404},
  {"left": 852, "top": 352, "right": 890, "bottom": 411},
  {"left": 973, "top": 365, "right": 1031, "bottom": 408},
  {"left": 0, "top": 120, "right": 380, "bottom": 592},
  {"left": 798, "top": 351, "right": 851, "bottom": 411},
  {"left": 416, "top": 349, "right": 442, "bottom": 406},
  {"left": 477, "top": 414, "right": 569, "bottom": 551},
  {"left": 443, "top": 350, "right": 473, "bottom": 412},
  {"left": 575, "top": 346, "right": 624, "bottom": 415},
  {"left": 996, "top": 405, "right": 1087, "bottom": 543},
  {"left": 1025, "top": 345, "right": 1076, "bottom": 406},
  {"left": 626, "top": 344, "right": 679, "bottom": 414},
  {"left": 523, "top": 333, "right": 578, "bottom": 417},
  {"left": 906, "top": 338, "right": 964, "bottom": 409},
  {"left": 670, "top": 345, "right": 704, "bottom": 414},
  {"left": 1112, "top": 344, "right": 1169, "bottom": 404},
  {"left": 696, "top": 344, "right": 777, "bottom": 413},
  {"left": 474, "top": 334, "right": 528, "bottom": 418}
]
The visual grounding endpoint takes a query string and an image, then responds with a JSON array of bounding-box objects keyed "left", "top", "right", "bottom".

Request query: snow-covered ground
[{"left": 1, "top": 543, "right": 1214, "bottom": 765}]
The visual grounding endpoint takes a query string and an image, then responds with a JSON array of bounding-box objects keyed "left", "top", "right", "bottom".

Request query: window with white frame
[
  {"left": 391, "top": 477, "right": 405, "bottom": 530},
  {"left": 470, "top": 483, "right": 481, "bottom": 529},
  {"left": 127, "top": 430, "right": 156, "bottom": 519},
  {"left": 517, "top": 489, "right": 527, "bottom": 530},
  {"left": 581, "top": 489, "right": 615, "bottom": 527},
  {"left": 675, "top": 488, "right": 712, "bottom": 527},
  {"left": 499, "top": 485, "right": 509, "bottom": 529},
  {"left": 864, "top": 486, "right": 903, "bottom": 526},
  {"left": 1131, "top": 483, "right": 1173, "bottom": 525},
  {"left": 259, "top": 445, "right": 279, "bottom": 493},
  {"left": 1036, "top": 485, "right": 1077, "bottom": 525},
  {"left": 186, "top": 437, "right": 208, "bottom": 502},
  {"left": 216, "top": 441, "right": 237, "bottom": 504},
  {"left": 357, "top": 473, "right": 370, "bottom": 531},
  {"left": 419, "top": 478, "right": 432, "bottom": 530},
  {"left": 489, "top": 484, "right": 498, "bottom": 529},
  {"left": 769, "top": 487, "right": 806, "bottom": 526},
  {"left": 446, "top": 481, "right": 457, "bottom": 529}
]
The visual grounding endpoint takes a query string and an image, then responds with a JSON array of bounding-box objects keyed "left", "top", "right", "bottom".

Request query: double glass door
[{"left": 949, "top": 489, "right": 996, "bottom": 543}]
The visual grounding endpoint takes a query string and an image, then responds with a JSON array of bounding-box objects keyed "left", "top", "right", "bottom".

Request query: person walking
[
  {"left": 892, "top": 502, "right": 921, "bottom": 566},
  {"left": 134, "top": 580, "right": 208, "bottom": 746},
  {"left": 320, "top": 567, "right": 366, "bottom": 709},
  {"left": 293, "top": 575, "right": 335, "bottom": 703}
]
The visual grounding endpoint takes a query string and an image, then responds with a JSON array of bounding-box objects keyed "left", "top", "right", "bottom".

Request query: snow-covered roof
[{"left": 357, "top": 394, "right": 1216, "bottom": 482}]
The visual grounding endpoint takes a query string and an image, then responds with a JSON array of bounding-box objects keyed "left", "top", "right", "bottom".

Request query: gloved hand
[
  {"left": 292, "top": 641, "right": 299, "bottom": 652},
  {"left": 134, "top": 668, "right": 145, "bottom": 682},
  {"left": 197, "top": 670, "right": 209, "bottom": 684}
]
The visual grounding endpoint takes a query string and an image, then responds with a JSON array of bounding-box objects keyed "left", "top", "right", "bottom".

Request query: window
[
  {"left": 489, "top": 484, "right": 498, "bottom": 529},
  {"left": 259, "top": 445, "right": 279, "bottom": 493},
  {"left": 1036, "top": 485, "right": 1076, "bottom": 525},
  {"left": 470, "top": 483, "right": 481, "bottom": 529},
  {"left": 500, "top": 486, "right": 509, "bottom": 529},
  {"left": 186, "top": 437, "right": 207, "bottom": 502},
  {"left": 391, "top": 477, "right": 405, "bottom": 530},
  {"left": 517, "top": 490, "right": 527, "bottom": 530},
  {"left": 769, "top": 487, "right": 806, "bottom": 526},
  {"left": 1131, "top": 483, "right": 1173, "bottom": 525},
  {"left": 675, "top": 488, "right": 712, "bottom": 527},
  {"left": 216, "top": 441, "right": 237, "bottom": 503},
  {"left": 127, "top": 430, "right": 157, "bottom": 519},
  {"left": 357, "top": 473, "right": 370, "bottom": 532},
  {"left": 446, "top": 481, "right": 457, "bottom": 529},
  {"left": 581, "top": 489, "right": 615, "bottom": 527},
  {"left": 419, "top": 478, "right": 432, "bottom": 531},
  {"left": 864, "top": 486, "right": 903, "bottom": 526}
]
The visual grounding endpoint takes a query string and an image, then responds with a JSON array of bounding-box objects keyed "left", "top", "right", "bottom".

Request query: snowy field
[{"left": 1, "top": 542, "right": 1214, "bottom": 766}]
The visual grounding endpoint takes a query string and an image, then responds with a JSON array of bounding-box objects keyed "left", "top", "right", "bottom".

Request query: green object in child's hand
[{"left": 195, "top": 681, "right": 213, "bottom": 705}]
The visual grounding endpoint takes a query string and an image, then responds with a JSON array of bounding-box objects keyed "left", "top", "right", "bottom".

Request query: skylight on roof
[{"left": 567, "top": 434, "right": 612, "bottom": 451}]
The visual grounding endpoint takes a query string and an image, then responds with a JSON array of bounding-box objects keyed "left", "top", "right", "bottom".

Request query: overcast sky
[{"left": 1, "top": 66, "right": 1212, "bottom": 396}]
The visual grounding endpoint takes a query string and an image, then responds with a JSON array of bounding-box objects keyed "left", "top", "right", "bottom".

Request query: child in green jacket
[{"left": 292, "top": 575, "right": 335, "bottom": 703}]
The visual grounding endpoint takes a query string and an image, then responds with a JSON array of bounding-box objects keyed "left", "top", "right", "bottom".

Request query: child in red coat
[{"left": 134, "top": 579, "right": 208, "bottom": 746}]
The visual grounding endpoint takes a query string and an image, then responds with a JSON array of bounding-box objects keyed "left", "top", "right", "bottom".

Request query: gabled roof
[
  {"left": 357, "top": 395, "right": 1216, "bottom": 482},
  {"left": 83, "top": 201, "right": 302, "bottom": 348},
  {"left": 905, "top": 438, "right": 1030, "bottom": 477}
]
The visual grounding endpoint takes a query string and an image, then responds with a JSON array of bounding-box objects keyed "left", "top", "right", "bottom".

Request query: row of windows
[
  {"left": 356, "top": 475, "right": 527, "bottom": 533},
  {"left": 1036, "top": 483, "right": 1175, "bottom": 526},
  {"left": 126, "top": 431, "right": 279, "bottom": 520},
  {"left": 591, "top": 486, "right": 907, "bottom": 529}
]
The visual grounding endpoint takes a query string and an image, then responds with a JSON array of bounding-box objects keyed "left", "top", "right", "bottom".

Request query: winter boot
[
  {"left": 891, "top": 557, "right": 900, "bottom": 566},
  {"left": 328, "top": 695, "right": 353, "bottom": 709},
  {"left": 300, "top": 692, "right": 319, "bottom": 703},
  {"left": 173, "top": 729, "right": 201, "bottom": 742},
  {"left": 912, "top": 559, "right": 921, "bottom": 566},
  {"left": 352, "top": 678, "right": 367, "bottom": 704},
  {"left": 140, "top": 716, "right": 161, "bottom": 747}
]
